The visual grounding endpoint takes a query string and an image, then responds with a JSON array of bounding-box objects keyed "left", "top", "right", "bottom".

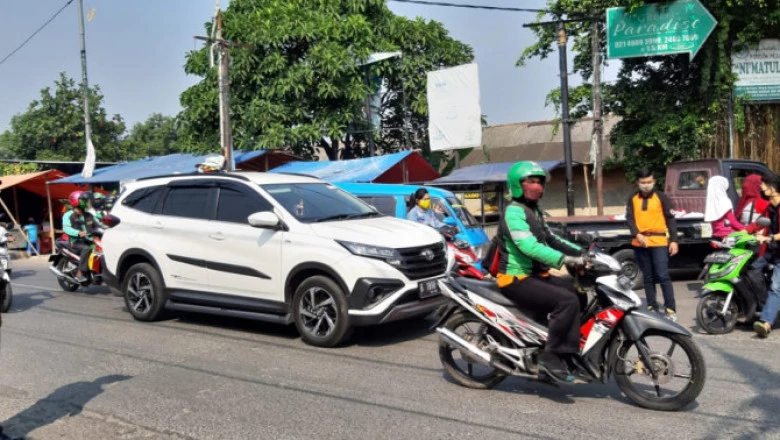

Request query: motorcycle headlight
[
  {"left": 456, "top": 250, "right": 475, "bottom": 265},
  {"left": 474, "top": 243, "right": 490, "bottom": 260},
  {"left": 337, "top": 241, "right": 403, "bottom": 267},
  {"left": 707, "top": 255, "right": 747, "bottom": 280}
]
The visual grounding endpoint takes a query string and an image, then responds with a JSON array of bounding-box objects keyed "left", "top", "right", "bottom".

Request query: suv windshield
[
  {"left": 262, "top": 183, "right": 379, "bottom": 223},
  {"left": 446, "top": 197, "right": 478, "bottom": 227}
]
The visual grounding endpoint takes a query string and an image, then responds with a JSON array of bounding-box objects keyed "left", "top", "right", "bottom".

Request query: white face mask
[{"left": 639, "top": 183, "right": 654, "bottom": 193}]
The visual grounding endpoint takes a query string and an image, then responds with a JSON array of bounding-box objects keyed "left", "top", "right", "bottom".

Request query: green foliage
[
  {"left": 0, "top": 162, "right": 40, "bottom": 176},
  {"left": 123, "top": 113, "right": 184, "bottom": 160},
  {"left": 521, "top": 0, "right": 780, "bottom": 178},
  {"left": 178, "top": 0, "right": 473, "bottom": 160},
  {"left": 0, "top": 73, "right": 126, "bottom": 162}
]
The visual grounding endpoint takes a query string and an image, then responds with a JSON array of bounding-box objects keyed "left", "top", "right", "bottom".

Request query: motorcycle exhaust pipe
[
  {"left": 437, "top": 327, "right": 514, "bottom": 375},
  {"left": 48, "top": 265, "right": 80, "bottom": 285}
]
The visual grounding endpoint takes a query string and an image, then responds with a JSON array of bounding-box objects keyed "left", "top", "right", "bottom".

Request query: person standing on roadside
[
  {"left": 626, "top": 168, "right": 680, "bottom": 322},
  {"left": 753, "top": 174, "right": 780, "bottom": 338}
]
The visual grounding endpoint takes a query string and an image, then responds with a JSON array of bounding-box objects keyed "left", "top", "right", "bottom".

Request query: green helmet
[{"left": 507, "top": 161, "right": 548, "bottom": 199}]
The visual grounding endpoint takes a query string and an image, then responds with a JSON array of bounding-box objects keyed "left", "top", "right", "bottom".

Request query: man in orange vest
[{"left": 626, "top": 167, "right": 680, "bottom": 322}]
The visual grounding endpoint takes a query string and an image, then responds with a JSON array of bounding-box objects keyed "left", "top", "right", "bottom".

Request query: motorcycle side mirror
[
  {"left": 443, "top": 217, "right": 457, "bottom": 227},
  {"left": 101, "top": 214, "right": 121, "bottom": 228},
  {"left": 756, "top": 217, "right": 771, "bottom": 228}
]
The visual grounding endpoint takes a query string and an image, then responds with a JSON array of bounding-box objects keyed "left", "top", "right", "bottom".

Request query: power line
[
  {"left": 0, "top": 0, "right": 75, "bottom": 67},
  {"left": 388, "top": 0, "right": 546, "bottom": 13}
]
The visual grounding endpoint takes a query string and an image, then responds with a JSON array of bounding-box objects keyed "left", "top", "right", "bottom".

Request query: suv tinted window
[
  {"left": 161, "top": 187, "right": 216, "bottom": 220},
  {"left": 358, "top": 196, "right": 396, "bottom": 216},
  {"left": 122, "top": 186, "right": 165, "bottom": 214},
  {"left": 217, "top": 187, "right": 274, "bottom": 223}
]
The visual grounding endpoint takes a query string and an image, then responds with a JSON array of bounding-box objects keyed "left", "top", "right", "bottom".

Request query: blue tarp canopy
[
  {"left": 270, "top": 151, "right": 440, "bottom": 183},
  {"left": 430, "top": 160, "right": 570, "bottom": 185},
  {"left": 52, "top": 150, "right": 279, "bottom": 185}
]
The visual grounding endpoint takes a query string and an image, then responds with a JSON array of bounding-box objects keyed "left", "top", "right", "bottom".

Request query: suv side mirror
[{"left": 248, "top": 211, "right": 282, "bottom": 229}]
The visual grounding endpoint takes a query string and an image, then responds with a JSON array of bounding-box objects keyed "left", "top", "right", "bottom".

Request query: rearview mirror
[
  {"left": 756, "top": 217, "right": 771, "bottom": 228},
  {"left": 248, "top": 211, "right": 281, "bottom": 229}
]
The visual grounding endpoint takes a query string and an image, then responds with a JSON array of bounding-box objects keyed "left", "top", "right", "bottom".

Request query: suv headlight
[{"left": 338, "top": 241, "right": 403, "bottom": 267}]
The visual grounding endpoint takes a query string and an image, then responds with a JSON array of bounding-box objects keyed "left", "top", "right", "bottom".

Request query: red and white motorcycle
[{"left": 433, "top": 238, "right": 706, "bottom": 411}]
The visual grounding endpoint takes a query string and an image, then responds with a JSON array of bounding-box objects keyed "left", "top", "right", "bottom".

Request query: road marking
[{"left": 12, "top": 282, "right": 59, "bottom": 291}]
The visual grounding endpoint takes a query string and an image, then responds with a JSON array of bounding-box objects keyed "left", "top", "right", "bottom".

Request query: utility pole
[
  {"left": 557, "top": 22, "right": 575, "bottom": 216},
  {"left": 77, "top": 0, "right": 94, "bottom": 177},
  {"left": 591, "top": 18, "right": 604, "bottom": 215},
  {"left": 365, "top": 67, "right": 377, "bottom": 157},
  {"left": 195, "top": 11, "right": 242, "bottom": 171}
]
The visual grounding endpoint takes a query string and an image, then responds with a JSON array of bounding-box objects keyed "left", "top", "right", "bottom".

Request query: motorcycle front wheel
[
  {"left": 696, "top": 292, "right": 739, "bottom": 334},
  {"left": 1, "top": 282, "right": 12, "bottom": 312},
  {"left": 613, "top": 332, "right": 706, "bottom": 411},
  {"left": 438, "top": 311, "right": 507, "bottom": 389}
]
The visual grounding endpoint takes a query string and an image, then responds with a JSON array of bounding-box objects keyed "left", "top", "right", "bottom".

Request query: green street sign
[{"left": 606, "top": 0, "right": 717, "bottom": 60}]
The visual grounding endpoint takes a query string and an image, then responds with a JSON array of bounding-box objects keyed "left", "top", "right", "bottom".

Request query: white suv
[{"left": 102, "top": 172, "right": 448, "bottom": 347}]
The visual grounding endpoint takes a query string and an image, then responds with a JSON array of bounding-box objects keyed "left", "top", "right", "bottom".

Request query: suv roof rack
[{"left": 134, "top": 172, "right": 251, "bottom": 183}]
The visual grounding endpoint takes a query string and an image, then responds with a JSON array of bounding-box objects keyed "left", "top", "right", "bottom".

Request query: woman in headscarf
[
  {"left": 736, "top": 174, "right": 770, "bottom": 225},
  {"left": 704, "top": 175, "right": 745, "bottom": 240}
]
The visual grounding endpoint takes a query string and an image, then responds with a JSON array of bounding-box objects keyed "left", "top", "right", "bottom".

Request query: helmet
[
  {"left": 68, "top": 191, "right": 84, "bottom": 208},
  {"left": 93, "top": 193, "right": 106, "bottom": 210},
  {"left": 507, "top": 161, "right": 549, "bottom": 199},
  {"left": 196, "top": 155, "right": 225, "bottom": 173}
]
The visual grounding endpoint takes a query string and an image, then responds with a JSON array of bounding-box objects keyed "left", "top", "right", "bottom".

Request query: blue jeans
[
  {"left": 759, "top": 263, "right": 780, "bottom": 325},
  {"left": 634, "top": 246, "right": 676, "bottom": 311},
  {"left": 26, "top": 240, "right": 39, "bottom": 254}
]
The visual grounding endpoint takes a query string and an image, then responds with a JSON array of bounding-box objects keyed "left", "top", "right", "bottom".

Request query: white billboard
[
  {"left": 733, "top": 39, "right": 780, "bottom": 102},
  {"left": 427, "top": 63, "right": 482, "bottom": 152}
]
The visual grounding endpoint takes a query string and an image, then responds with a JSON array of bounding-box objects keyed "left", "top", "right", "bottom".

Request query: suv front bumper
[{"left": 347, "top": 277, "right": 448, "bottom": 326}]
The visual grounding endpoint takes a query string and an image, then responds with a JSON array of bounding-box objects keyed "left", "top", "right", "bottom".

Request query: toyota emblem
[{"left": 421, "top": 249, "right": 435, "bottom": 261}]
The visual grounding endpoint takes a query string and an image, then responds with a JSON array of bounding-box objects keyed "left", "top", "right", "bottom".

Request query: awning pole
[
  {"left": 583, "top": 164, "right": 592, "bottom": 215},
  {"left": 0, "top": 196, "right": 39, "bottom": 256},
  {"left": 46, "top": 181, "right": 55, "bottom": 254},
  {"left": 12, "top": 186, "right": 20, "bottom": 223}
]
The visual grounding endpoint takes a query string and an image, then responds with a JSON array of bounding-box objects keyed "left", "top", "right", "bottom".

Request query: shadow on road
[
  {"left": 5, "top": 290, "right": 57, "bottom": 314},
  {"left": 8, "top": 271, "right": 35, "bottom": 280},
  {"left": 350, "top": 315, "right": 437, "bottom": 347},
  {"left": 0, "top": 375, "right": 132, "bottom": 440},
  {"left": 172, "top": 311, "right": 299, "bottom": 340},
  {"left": 704, "top": 347, "right": 780, "bottom": 438}
]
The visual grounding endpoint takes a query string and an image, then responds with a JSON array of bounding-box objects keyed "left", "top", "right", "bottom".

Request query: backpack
[{"left": 480, "top": 211, "right": 514, "bottom": 277}]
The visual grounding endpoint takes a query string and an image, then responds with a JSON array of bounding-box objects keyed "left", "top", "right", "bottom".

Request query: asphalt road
[{"left": 0, "top": 257, "right": 778, "bottom": 439}]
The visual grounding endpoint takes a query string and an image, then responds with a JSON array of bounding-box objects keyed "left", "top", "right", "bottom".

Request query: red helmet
[
  {"left": 68, "top": 191, "right": 92, "bottom": 208},
  {"left": 68, "top": 191, "right": 84, "bottom": 207}
]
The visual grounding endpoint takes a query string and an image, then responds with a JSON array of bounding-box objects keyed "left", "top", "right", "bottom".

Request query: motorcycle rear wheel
[
  {"left": 56, "top": 258, "right": 79, "bottom": 292},
  {"left": 696, "top": 292, "right": 739, "bottom": 335},
  {"left": 438, "top": 311, "right": 508, "bottom": 389},
  {"left": 613, "top": 332, "right": 706, "bottom": 411}
]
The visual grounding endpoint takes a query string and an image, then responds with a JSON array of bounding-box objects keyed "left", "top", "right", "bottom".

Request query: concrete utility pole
[
  {"left": 195, "top": 11, "right": 242, "bottom": 171},
  {"left": 77, "top": 0, "right": 93, "bottom": 169},
  {"left": 591, "top": 18, "right": 604, "bottom": 215},
  {"left": 557, "top": 23, "right": 575, "bottom": 217}
]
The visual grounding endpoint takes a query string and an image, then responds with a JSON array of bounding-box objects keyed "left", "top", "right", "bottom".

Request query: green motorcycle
[{"left": 696, "top": 218, "right": 773, "bottom": 335}]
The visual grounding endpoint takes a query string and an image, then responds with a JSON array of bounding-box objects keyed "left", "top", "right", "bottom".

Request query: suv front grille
[{"left": 395, "top": 243, "right": 447, "bottom": 280}]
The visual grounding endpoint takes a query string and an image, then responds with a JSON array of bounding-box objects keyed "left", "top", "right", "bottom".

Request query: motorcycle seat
[
  {"left": 455, "top": 278, "right": 516, "bottom": 307},
  {"left": 55, "top": 240, "right": 71, "bottom": 249},
  {"left": 455, "top": 277, "right": 550, "bottom": 330}
]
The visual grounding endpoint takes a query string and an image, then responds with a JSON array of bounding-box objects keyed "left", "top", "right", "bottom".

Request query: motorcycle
[
  {"left": 433, "top": 237, "right": 706, "bottom": 411},
  {"left": 48, "top": 215, "right": 120, "bottom": 291},
  {"left": 440, "top": 226, "right": 485, "bottom": 280},
  {"left": 696, "top": 218, "right": 774, "bottom": 335},
  {"left": 0, "top": 224, "right": 13, "bottom": 312}
]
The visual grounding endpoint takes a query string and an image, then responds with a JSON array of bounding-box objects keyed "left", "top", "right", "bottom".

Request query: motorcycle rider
[
  {"left": 63, "top": 191, "right": 96, "bottom": 283},
  {"left": 195, "top": 155, "right": 226, "bottom": 173},
  {"left": 497, "top": 161, "right": 586, "bottom": 382},
  {"left": 91, "top": 193, "right": 107, "bottom": 222},
  {"left": 753, "top": 174, "right": 780, "bottom": 338}
]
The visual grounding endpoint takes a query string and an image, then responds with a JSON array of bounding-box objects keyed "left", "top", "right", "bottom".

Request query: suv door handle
[{"left": 209, "top": 232, "right": 225, "bottom": 241}]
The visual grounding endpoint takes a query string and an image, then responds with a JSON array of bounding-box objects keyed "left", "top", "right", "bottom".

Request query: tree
[
  {"left": 178, "top": 0, "right": 473, "bottom": 160},
  {"left": 1, "top": 73, "right": 126, "bottom": 162},
  {"left": 520, "top": 0, "right": 780, "bottom": 179},
  {"left": 122, "top": 113, "right": 183, "bottom": 160}
]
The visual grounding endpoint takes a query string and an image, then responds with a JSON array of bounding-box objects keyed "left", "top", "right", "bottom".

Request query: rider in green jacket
[{"left": 498, "top": 161, "right": 586, "bottom": 383}]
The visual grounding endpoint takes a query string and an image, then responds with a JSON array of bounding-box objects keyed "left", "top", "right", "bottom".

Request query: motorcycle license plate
[{"left": 419, "top": 279, "right": 441, "bottom": 299}]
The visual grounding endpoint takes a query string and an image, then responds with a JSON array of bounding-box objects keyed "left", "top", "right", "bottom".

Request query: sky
[{"left": 0, "top": 0, "right": 617, "bottom": 133}]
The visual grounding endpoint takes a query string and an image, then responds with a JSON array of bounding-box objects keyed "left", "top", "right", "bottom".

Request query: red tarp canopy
[{"left": 0, "top": 170, "right": 99, "bottom": 199}]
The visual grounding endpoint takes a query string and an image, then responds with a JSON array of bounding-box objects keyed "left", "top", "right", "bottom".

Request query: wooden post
[
  {"left": 45, "top": 181, "right": 55, "bottom": 254},
  {"left": 583, "top": 164, "right": 592, "bottom": 215},
  {"left": 12, "top": 186, "right": 20, "bottom": 223},
  {"left": 0, "top": 196, "right": 39, "bottom": 256}
]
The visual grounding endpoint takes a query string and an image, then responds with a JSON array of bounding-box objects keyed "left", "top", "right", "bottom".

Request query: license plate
[{"left": 419, "top": 279, "right": 441, "bottom": 299}]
